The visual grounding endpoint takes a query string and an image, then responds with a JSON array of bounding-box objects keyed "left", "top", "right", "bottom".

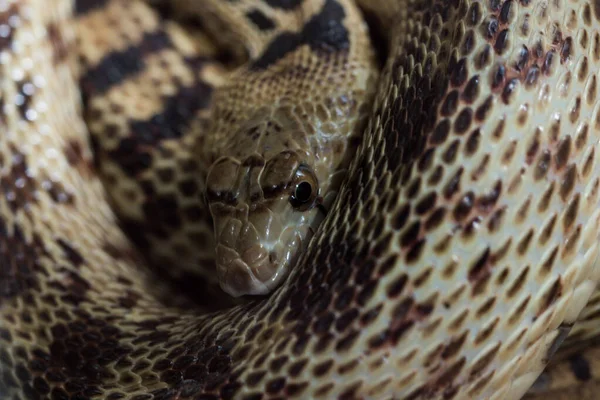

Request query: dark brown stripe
[
  {"left": 128, "top": 79, "right": 212, "bottom": 143},
  {"left": 263, "top": 0, "right": 303, "bottom": 9},
  {"left": 74, "top": 0, "right": 110, "bottom": 15},
  {"left": 569, "top": 354, "right": 592, "bottom": 381},
  {"left": 252, "top": 0, "right": 348, "bottom": 69},
  {"left": 110, "top": 74, "right": 213, "bottom": 178},
  {"left": 47, "top": 23, "right": 69, "bottom": 64},
  {"left": 80, "top": 30, "right": 172, "bottom": 98},
  {"left": 246, "top": 9, "right": 276, "bottom": 31}
]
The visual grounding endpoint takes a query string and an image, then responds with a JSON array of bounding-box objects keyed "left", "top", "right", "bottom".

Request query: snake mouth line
[
  {"left": 220, "top": 255, "right": 271, "bottom": 297},
  {"left": 216, "top": 234, "right": 300, "bottom": 297},
  {"left": 213, "top": 206, "right": 326, "bottom": 297}
]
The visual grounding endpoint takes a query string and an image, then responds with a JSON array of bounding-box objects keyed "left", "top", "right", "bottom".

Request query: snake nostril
[{"left": 269, "top": 251, "right": 277, "bottom": 264}]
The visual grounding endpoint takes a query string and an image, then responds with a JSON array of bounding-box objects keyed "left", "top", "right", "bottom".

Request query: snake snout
[
  {"left": 215, "top": 243, "right": 283, "bottom": 297},
  {"left": 213, "top": 210, "right": 296, "bottom": 297}
]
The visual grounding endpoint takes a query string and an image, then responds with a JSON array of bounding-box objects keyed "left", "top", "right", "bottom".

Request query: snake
[{"left": 2, "top": 0, "right": 600, "bottom": 398}]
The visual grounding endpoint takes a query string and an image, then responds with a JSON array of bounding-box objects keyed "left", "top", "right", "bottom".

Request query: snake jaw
[
  {"left": 215, "top": 227, "right": 304, "bottom": 297},
  {"left": 211, "top": 192, "right": 321, "bottom": 297},
  {"left": 216, "top": 245, "right": 271, "bottom": 296}
]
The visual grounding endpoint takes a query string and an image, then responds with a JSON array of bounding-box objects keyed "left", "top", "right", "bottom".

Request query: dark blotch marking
[
  {"left": 141, "top": 194, "right": 181, "bottom": 230},
  {"left": 416, "top": 192, "right": 437, "bottom": 215},
  {"left": 462, "top": 76, "right": 479, "bottom": 103},
  {"left": 129, "top": 79, "right": 212, "bottom": 142},
  {"left": 514, "top": 45, "right": 529, "bottom": 72},
  {"left": 477, "top": 180, "right": 502, "bottom": 211},
  {"left": 539, "top": 278, "right": 562, "bottom": 316},
  {"left": 461, "top": 30, "right": 475, "bottom": 55},
  {"left": 491, "top": 63, "right": 505, "bottom": 89},
  {"left": 263, "top": 0, "right": 303, "bottom": 9},
  {"left": 43, "top": 315, "right": 131, "bottom": 397},
  {"left": 313, "top": 360, "right": 333, "bottom": 377},
  {"left": 454, "top": 108, "right": 472, "bottom": 134},
  {"left": 387, "top": 274, "right": 408, "bottom": 298},
  {"left": 74, "top": 0, "right": 110, "bottom": 15},
  {"left": 594, "top": 1, "right": 600, "bottom": 21},
  {"left": 560, "top": 37, "right": 573, "bottom": 63},
  {"left": 430, "top": 119, "right": 450, "bottom": 145},
  {"left": 454, "top": 192, "right": 474, "bottom": 221},
  {"left": 467, "top": 3, "right": 482, "bottom": 26},
  {"left": 499, "top": 1, "right": 514, "bottom": 23},
  {"left": 468, "top": 247, "right": 491, "bottom": 284},
  {"left": 80, "top": 30, "right": 172, "bottom": 97},
  {"left": 443, "top": 167, "right": 463, "bottom": 199},
  {"left": 569, "top": 353, "right": 592, "bottom": 381},
  {"left": 555, "top": 135, "right": 572, "bottom": 170},
  {"left": 494, "top": 29, "right": 509, "bottom": 55},
  {"left": 64, "top": 140, "right": 94, "bottom": 178},
  {"left": 542, "top": 50, "right": 556, "bottom": 75},
  {"left": 47, "top": 23, "right": 69, "bottom": 64},
  {"left": 56, "top": 239, "right": 84, "bottom": 268},
  {"left": 111, "top": 79, "right": 212, "bottom": 178},
  {"left": 0, "top": 220, "right": 46, "bottom": 302},
  {"left": 450, "top": 58, "right": 468, "bottom": 87},
  {"left": 108, "top": 139, "right": 151, "bottom": 178},
  {"left": 443, "top": 140, "right": 459, "bottom": 163},
  {"left": 475, "top": 96, "right": 493, "bottom": 121},
  {"left": 0, "top": 149, "right": 37, "bottom": 212},
  {"left": 53, "top": 268, "right": 91, "bottom": 306},
  {"left": 246, "top": 9, "right": 276, "bottom": 31},
  {"left": 525, "top": 65, "right": 540, "bottom": 87},
  {"left": 475, "top": 44, "right": 492, "bottom": 69},
  {"left": 442, "top": 332, "right": 468, "bottom": 359},
  {"left": 44, "top": 179, "right": 74, "bottom": 205},
  {"left": 484, "top": 17, "right": 499, "bottom": 39},
  {"left": 560, "top": 164, "right": 577, "bottom": 201},
  {"left": 252, "top": 0, "right": 349, "bottom": 69},
  {"left": 441, "top": 91, "right": 458, "bottom": 116},
  {"left": 266, "top": 377, "right": 286, "bottom": 393},
  {"left": 118, "top": 290, "right": 140, "bottom": 308},
  {"left": 502, "top": 78, "right": 518, "bottom": 104},
  {"left": 465, "top": 129, "right": 481, "bottom": 156}
]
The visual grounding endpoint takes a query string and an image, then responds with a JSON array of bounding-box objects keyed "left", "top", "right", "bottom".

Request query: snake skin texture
[{"left": 3, "top": 0, "right": 600, "bottom": 399}]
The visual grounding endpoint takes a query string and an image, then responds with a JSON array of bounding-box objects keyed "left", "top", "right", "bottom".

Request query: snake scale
[{"left": 3, "top": 0, "right": 600, "bottom": 398}]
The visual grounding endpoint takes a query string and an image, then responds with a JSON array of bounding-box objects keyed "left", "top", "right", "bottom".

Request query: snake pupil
[{"left": 293, "top": 181, "right": 312, "bottom": 205}]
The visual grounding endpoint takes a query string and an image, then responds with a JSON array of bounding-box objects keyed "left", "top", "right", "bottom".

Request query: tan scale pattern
[
  {"left": 75, "top": 0, "right": 233, "bottom": 304},
  {"left": 2, "top": 0, "right": 600, "bottom": 399},
  {"left": 167, "top": 0, "right": 325, "bottom": 62}
]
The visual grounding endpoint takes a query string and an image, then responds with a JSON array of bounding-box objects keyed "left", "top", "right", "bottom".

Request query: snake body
[{"left": 3, "top": 0, "right": 600, "bottom": 399}]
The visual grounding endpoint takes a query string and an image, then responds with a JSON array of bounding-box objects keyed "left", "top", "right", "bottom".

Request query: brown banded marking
[
  {"left": 74, "top": 0, "right": 227, "bottom": 302},
  {"left": 74, "top": 0, "right": 110, "bottom": 15},
  {"left": 80, "top": 29, "right": 175, "bottom": 98},
  {"left": 2, "top": 0, "right": 600, "bottom": 400},
  {"left": 245, "top": 9, "right": 277, "bottom": 32},
  {"left": 251, "top": 0, "right": 350, "bottom": 70}
]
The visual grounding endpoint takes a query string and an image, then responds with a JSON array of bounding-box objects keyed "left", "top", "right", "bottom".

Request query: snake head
[{"left": 205, "top": 151, "right": 326, "bottom": 297}]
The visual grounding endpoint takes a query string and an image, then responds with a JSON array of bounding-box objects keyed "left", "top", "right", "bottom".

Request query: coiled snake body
[{"left": 3, "top": 0, "right": 600, "bottom": 399}]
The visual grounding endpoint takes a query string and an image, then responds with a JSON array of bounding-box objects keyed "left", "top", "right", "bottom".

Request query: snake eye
[
  {"left": 294, "top": 181, "right": 312, "bottom": 203},
  {"left": 289, "top": 166, "right": 318, "bottom": 210}
]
